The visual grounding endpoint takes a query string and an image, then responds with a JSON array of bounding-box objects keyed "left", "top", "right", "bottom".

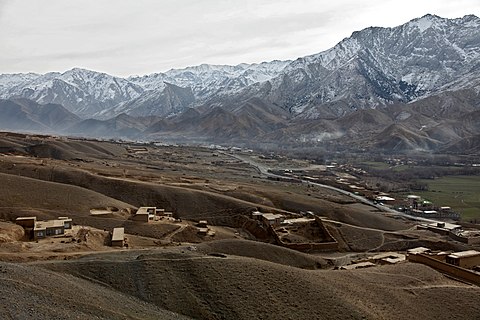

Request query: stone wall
[{"left": 408, "top": 253, "right": 480, "bottom": 286}]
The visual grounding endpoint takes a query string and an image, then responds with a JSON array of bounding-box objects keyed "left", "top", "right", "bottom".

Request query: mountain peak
[{"left": 408, "top": 14, "right": 445, "bottom": 32}]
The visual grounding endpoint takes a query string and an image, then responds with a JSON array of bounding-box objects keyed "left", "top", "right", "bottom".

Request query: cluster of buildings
[
  {"left": 403, "top": 195, "right": 460, "bottom": 219},
  {"left": 409, "top": 247, "right": 480, "bottom": 270},
  {"left": 339, "top": 252, "right": 406, "bottom": 270},
  {"left": 15, "top": 216, "right": 72, "bottom": 240},
  {"left": 407, "top": 247, "right": 480, "bottom": 285},
  {"left": 251, "top": 210, "right": 339, "bottom": 252},
  {"left": 12, "top": 206, "right": 175, "bottom": 246},
  {"left": 196, "top": 220, "right": 214, "bottom": 236},
  {"left": 126, "top": 146, "right": 148, "bottom": 154},
  {"left": 251, "top": 211, "right": 285, "bottom": 228},
  {"left": 131, "top": 207, "right": 173, "bottom": 222},
  {"left": 418, "top": 221, "right": 480, "bottom": 245}
]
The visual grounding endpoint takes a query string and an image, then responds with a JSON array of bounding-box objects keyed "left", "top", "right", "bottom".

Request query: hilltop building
[
  {"left": 16, "top": 216, "right": 72, "bottom": 240},
  {"left": 446, "top": 250, "right": 480, "bottom": 269},
  {"left": 111, "top": 227, "right": 125, "bottom": 247},
  {"left": 132, "top": 207, "right": 169, "bottom": 222},
  {"left": 251, "top": 211, "right": 284, "bottom": 227}
]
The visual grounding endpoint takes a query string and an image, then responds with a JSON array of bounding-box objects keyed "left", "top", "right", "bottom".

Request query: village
[{"left": 10, "top": 199, "right": 480, "bottom": 286}]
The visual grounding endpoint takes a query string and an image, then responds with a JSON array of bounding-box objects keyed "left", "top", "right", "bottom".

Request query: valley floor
[{"left": 0, "top": 132, "right": 479, "bottom": 319}]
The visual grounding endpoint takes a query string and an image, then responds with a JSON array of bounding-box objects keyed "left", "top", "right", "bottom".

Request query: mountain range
[{"left": 0, "top": 14, "right": 479, "bottom": 154}]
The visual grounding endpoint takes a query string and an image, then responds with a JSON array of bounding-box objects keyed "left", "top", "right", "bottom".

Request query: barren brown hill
[
  {"left": 0, "top": 172, "right": 133, "bottom": 222},
  {"left": 335, "top": 108, "right": 393, "bottom": 135},
  {"left": 176, "top": 106, "right": 267, "bottom": 140},
  {"left": 195, "top": 238, "right": 329, "bottom": 269},
  {"left": 0, "top": 261, "right": 190, "bottom": 319},
  {"left": 67, "top": 113, "right": 151, "bottom": 139},
  {"left": 0, "top": 131, "right": 126, "bottom": 159},
  {"left": 440, "top": 133, "right": 480, "bottom": 154},
  {"left": 374, "top": 124, "right": 441, "bottom": 151},
  {"left": 39, "top": 248, "right": 480, "bottom": 320}
]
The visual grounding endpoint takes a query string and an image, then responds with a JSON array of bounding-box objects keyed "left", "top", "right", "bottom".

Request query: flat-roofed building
[
  {"left": 375, "top": 196, "right": 395, "bottom": 202},
  {"left": 132, "top": 207, "right": 154, "bottom": 222},
  {"left": 15, "top": 216, "right": 37, "bottom": 229},
  {"left": 407, "top": 247, "right": 431, "bottom": 255},
  {"left": 132, "top": 207, "right": 168, "bottom": 222},
  {"left": 111, "top": 227, "right": 125, "bottom": 247},
  {"left": 262, "top": 213, "right": 284, "bottom": 227},
  {"left": 57, "top": 217, "right": 72, "bottom": 229},
  {"left": 34, "top": 220, "right": 65, "bottom": 240},
  {"left": 17, "top": 216, "right": 72, "bottom": 240},
  {"left": 340, "top": 262, "right": 376, "bottom": 270},
  {"left": 197, "top": 227, "right": 209, "bottom": 235},
  {"left": 370, "top": 252, "right": 406, "bottom": 265},
  {"left": 251, "top": 211, "right": 264, "bottom": 221},
  {"left": 423, "top": 222, "right": 462, "bottom": 235},
  {"left": 197, "top": 220, "right": 208, "bottom": 228},
  {"left": 446, "top": 250, "right": 480, "bottom": 269}
]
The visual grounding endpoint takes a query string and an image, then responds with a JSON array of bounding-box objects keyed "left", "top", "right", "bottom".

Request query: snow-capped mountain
[
  {"left": 96, "top": 83, "right": 195, "bottom": 118},
  {"left": 0, "top": 68, "right": 144, "bottom": 118},
  {"left": 128, "top": 61, "right": 291, "bottom": 97},
  {"left": 213, "top": 14, "right": 480, "bottom": 119},
  {"left": 0, "top": 14, "right": 478, "bottom": 126}
]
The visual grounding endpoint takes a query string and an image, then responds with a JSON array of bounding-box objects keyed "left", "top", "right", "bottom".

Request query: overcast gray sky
[{"left": 0, "top": 0, "right": 479, "bottom": 77}]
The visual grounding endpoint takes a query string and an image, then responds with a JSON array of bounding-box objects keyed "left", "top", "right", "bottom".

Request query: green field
[{"left": 413, "top": 176, "right": 480, "bottom": 221}]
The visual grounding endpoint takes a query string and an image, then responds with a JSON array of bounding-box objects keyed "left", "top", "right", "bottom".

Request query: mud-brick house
[
  {"left": 132, "top": 207, "right": 162, "bottom": 222},
  {"left": 15, "top": 217, "right": 36, "bottom": 229},
  {"left": 111, "top": 227, "right": 125, "bottom": 247},
  {"left": 16, "top": 216, "right": 72, "bottom": 240},
  {"left": 446, "top": 250, "right": 480, "bottom": 269},
  {"left": 33, "top": 220, "right": 65, "bottom": 240}
]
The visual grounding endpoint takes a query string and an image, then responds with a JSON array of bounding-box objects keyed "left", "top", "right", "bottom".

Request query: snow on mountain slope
[
  {"left": 0, "top": 68, "right": 144, "bottom": 118},
  {"left": 0, "top": 14, "right": 478, "bottom": 121},
  {"left": 0, "top": 73, "right": 41, "bottom": 92},
  {"left": 128, "top": 60, "right": 291, "bottom": 100},
  {"left": 227, "top": 14, "right": 480, "bottom": 118},
  {"left": 96, "top": 83, "right": 195, "bottom": 119}
]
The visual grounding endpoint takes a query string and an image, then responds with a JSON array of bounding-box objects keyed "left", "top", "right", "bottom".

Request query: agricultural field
[{"left": 414, "top": 176, "right": 480, "bottom": 222}]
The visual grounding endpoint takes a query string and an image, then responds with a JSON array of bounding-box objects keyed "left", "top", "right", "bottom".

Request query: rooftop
[
  {"left": 376, "top": 196, "right": 395, "bottom": 201},
  {"left": 407, "top": 247, "right": 431, "bottom": 255},
  {"left": 371, "top": 252, "right": 405, "bottom": 261},
  {"left": 427, "top": 222, "right": 462, "bottom": 230},
  {"left": 458, "top": 231, "right": 480, "bottom": 238},
  {"left": 283, "top": 218, "right": 316, "bottom": 224},
  {"left": 262, "top": 213, "right": 284, "bottom": 221},
  {"left": 34, "top": 220, "right": 65, "bottom": 230},
  {"left": 340, "top": 262, "right": 376, "bottom": 270},
  {"left": 112, "top": 227, "right": 125, "bottom": 241},
  {"left": 16, "top": 216, "right": 37, "bottom": 221},
  {"left": 136, "top": 207, "right": 156, "bottom": 215},
  {"left": 448, "top": 250, "right": 480, "bottom": 259}
]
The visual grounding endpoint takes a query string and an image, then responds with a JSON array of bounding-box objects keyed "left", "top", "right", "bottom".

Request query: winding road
[{"left": 223, "top": 151, "right": 440, "bottom": 224}]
